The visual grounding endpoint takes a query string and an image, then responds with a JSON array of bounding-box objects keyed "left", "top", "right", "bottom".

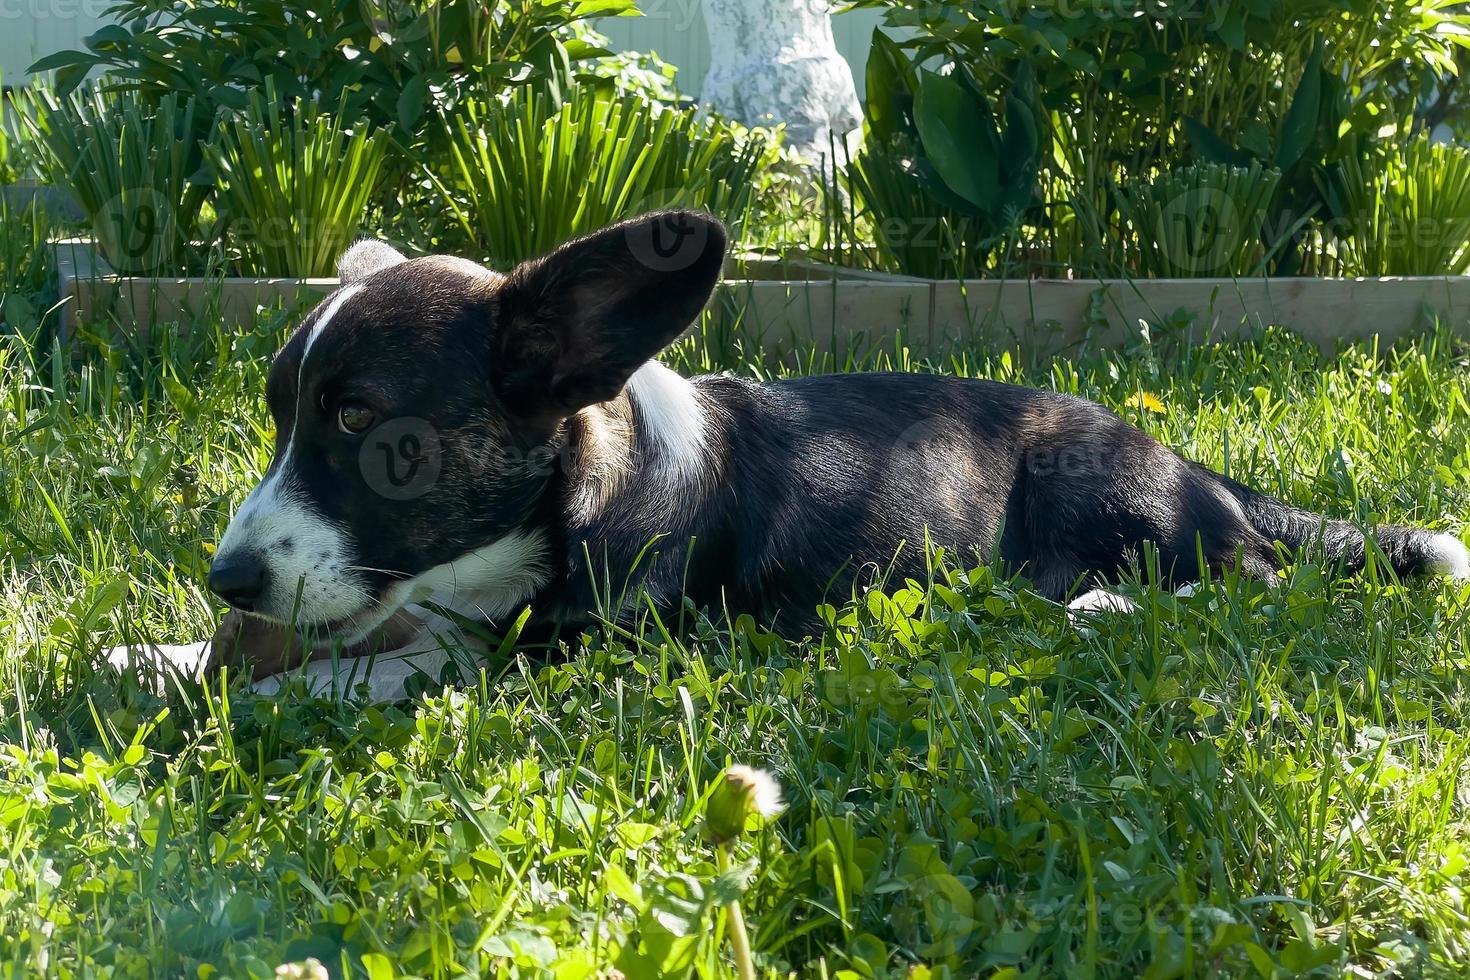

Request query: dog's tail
[{"left": 1211, "top": 470, "right": 1468, "bottom": 580}]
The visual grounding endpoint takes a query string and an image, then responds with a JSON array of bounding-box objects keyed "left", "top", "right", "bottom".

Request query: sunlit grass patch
[{"left": 1, "top": 317, "right": 1469, "bottom": 977}]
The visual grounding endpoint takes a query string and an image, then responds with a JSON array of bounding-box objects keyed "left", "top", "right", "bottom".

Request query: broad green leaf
[
  {"left": 1274, "top": 39, "right": 1324, "bottom": 173},
  {"left": 27, "top": 49, "right": 94, "bottom": 73},
  {"left": 1215, "top": 10, "right": 1246, "bottom": 50},
  {"left": 397, "top": 73, "right": 427, "bottom": 132},
  {"left": 604, "top": 864, "right": 644, "bottom": 910},
  {"left": 54, "top": 63, "right": 92, "bottom": 97},
  {"left": 614, "top": 821, "right": 660, "bottom": 848},
  {"left": 84, "top": 24, "right": 133, "bottom": 49},
  {"left": 865, "top": 28, "right": 912, "bottom": 143},
  {"left": 913, "top": 68, "right": 999, "bottom": 214},
  {"left": 1182, "top": 116, "right": 1255, "bottom": 167},
  {"left": 571, "top": 0, "right": 638, "bottom": 16},
  {"left": 1000, "top": 69, "right": 1041, "bottom": 198},
  {"left": 361, "top": 953, "right": 395, "bottom": 980}
]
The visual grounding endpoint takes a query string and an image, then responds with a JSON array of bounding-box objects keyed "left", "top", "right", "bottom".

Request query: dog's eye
[{"left": 337, "top": 400, "right": 376, "bottom": 434}]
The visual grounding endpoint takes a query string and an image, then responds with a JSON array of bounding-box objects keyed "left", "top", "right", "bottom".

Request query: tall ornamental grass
[
  {"left": 21, "top": 87, "right": 211, "bottom": 276},
  {"left": 1324, "top": 138, "right": 1470, "bottom": 277},
  {"left": 1113, "top": 162, "right": 1291, "bottom": 279},
  {"left": 437, "top": 88, "right": 768, "bottom": 268},
  {"left": 205, "top": 85, "right": 390, "bottom": 278}
]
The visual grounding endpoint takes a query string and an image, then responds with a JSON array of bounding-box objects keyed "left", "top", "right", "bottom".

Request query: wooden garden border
[{"left": 56, "top": 239, "right": 1470, "bottom": 357}]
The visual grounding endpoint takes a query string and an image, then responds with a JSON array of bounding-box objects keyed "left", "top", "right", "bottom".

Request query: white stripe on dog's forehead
[{"left": 301, "top": 283, "right": 364, "bottom": 366}]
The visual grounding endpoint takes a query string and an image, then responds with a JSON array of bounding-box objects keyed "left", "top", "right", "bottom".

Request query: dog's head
[{"left": 207, "top": 210, "right": 726, "bottom": 640}]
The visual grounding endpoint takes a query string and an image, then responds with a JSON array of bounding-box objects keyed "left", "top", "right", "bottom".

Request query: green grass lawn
[{"left": 3, "top": 307, "right": 1470, "bottom": 978}]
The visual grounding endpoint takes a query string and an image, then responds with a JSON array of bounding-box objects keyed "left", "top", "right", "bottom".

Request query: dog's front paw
[{"left": 1066, "top": 589, "right": 1141, "bottom": 619}]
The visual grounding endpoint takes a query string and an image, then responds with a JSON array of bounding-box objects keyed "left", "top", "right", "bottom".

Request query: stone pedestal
[{"left": 700, "top": 0, "right": 862, "bottom": 163}]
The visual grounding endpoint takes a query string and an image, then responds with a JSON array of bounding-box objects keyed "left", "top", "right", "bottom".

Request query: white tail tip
[{"left": 1426, "top": 532, "right": 1470, "bottom": 580}]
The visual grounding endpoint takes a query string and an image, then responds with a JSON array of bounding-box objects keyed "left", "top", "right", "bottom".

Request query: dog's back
[{"left": 545, "top": 369, "right": 1466, "bottom": 631}]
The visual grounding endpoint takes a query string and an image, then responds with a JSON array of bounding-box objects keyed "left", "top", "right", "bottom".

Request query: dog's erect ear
[
  {"left": 490, "top": 210, "right": 727, "bottom": 426},
  {"left": 337, "top": 239, "right": 407, "bottom": 284}
]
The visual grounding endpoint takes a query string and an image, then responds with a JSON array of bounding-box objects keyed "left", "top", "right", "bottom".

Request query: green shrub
[
  {"left": 20, "top": 87, "right": 213, "bottom": 276},
  {"left": 436, "top": 88, "right": 770, "bottom": 268},
  {"left": 0, "top": 81, "right": 26, "bottom": 186},
  {"left": 0, "top": 196, "right": 53, "bottom": 341},
  {"left": 844, "top": 31, "right": 1041, "bottom": 279},
  {"left": 29, "top": 0, "right": 635, "bottom": 140},
  {"left": 204, "top": 86, "right": 390, "bottom": 278},
  {"left": 25, "top": 2, "right": 725, "bottom": 265},
  {"left": 845, "top": 138, "right": 984, "bottom": 280},
  {"left": 847, "top": 0, "right": 1470, "bottom": 278}
]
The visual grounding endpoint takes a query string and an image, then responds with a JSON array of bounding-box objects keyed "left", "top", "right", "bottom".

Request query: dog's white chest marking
[{"left": 385, "top": 528, "right": 552, "bottom": 623}]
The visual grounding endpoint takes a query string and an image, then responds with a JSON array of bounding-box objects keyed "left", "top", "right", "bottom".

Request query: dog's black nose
[{"left": 207, "top": 551, "right": 268, "bottom": 611}]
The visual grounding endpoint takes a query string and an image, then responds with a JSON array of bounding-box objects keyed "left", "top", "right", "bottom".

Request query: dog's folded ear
[
  {"left": 490, "top": 210, "right": 727, "bottom": 427},
  {"left": 337, "top": 239, "right": 408, "bottom": 284}
]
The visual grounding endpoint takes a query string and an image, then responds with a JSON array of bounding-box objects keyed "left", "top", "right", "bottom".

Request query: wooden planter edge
[{"left": 55, "top": 240, "right": 1470, "bottom": 356}]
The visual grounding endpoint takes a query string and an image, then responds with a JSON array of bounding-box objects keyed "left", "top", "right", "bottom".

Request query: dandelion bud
[{"left": 704, "top": 765, "right": 784, "bottom": 844}]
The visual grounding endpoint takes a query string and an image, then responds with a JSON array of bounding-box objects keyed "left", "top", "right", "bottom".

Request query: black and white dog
[{"left": 204, "top": 210, "right": 1467, "bottom": 694}]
